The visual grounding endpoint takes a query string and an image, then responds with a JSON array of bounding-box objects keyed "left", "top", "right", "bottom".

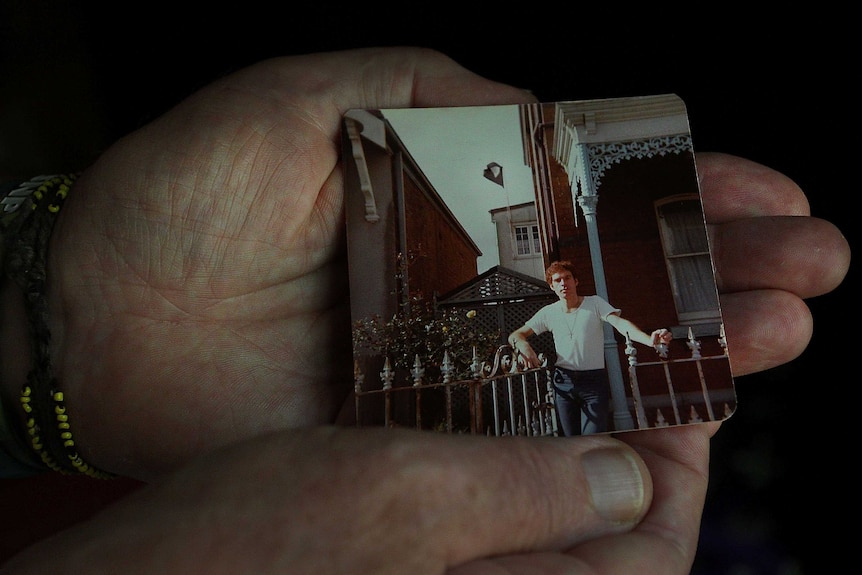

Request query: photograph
[{"left": 344, "top": 95, "right": 735, "bottom": 437}]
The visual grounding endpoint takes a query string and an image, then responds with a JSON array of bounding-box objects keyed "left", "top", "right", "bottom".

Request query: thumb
[
  {"left": 3, "top": 426, "right": 652, "bottom": 574},
  {"left": 287, "top": 46, "right": 538, "bottom": 110},
  {"left": 215, "top": 46, "right": 537, "bottom": 142}
]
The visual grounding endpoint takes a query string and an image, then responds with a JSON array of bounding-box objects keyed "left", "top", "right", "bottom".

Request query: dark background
[{"left": 1, "top": 4, "right": 855, "bottom": 573}]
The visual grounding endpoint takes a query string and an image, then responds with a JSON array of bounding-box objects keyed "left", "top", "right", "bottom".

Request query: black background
[{"left": 1, "top": 3, "right": 855, "bottom": 572}]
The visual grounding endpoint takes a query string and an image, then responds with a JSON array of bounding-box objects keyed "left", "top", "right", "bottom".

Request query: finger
[
  {"left": 696, "top": 152, "right": 810, "bottom": 222},
  {"left": 719, "top": 289, "right": 814, "bottom": 376},
  {"left": 696, "top": 150, "right": 851, "bottom": 378},
  {"left": 567, "top": 424, "right": 716, "bottom": 575},
  {"left": 4, "top": 427, "right": 653, "bottom": 574},
  {"left": 449, "top": 424, "right": 718, "bottom": 575},
  {"left": 710, "top": 215, "right": 851, "bottom": 298},
  {"left": 308, "top": 429, "right": 650, "bottom": 568},
  {"left": 312, "top": 46, "right": 538, "bottom": 109}
]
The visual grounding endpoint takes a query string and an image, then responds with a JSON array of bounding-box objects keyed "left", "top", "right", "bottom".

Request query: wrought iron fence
[
  {"left": 625, "top": 324, "right": 734, "bottom": 429},
  {"left": 353, "top": 346, "right": 558, "bottom": 437},
  {"left": 353, "top": 325, "right": 735, "bottom": 435}
]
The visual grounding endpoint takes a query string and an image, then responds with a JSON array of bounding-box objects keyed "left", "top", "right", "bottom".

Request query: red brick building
[
  {"left": 519, "top": 96, "right": 734, "bottom": 430},
  {"left": 343, "top": 109, "right": 481, "bottom": 325}
]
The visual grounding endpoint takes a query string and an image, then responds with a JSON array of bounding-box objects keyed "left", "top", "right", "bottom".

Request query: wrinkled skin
[{"left": 1, "top": 48, "right": 850, "bottom": 574}]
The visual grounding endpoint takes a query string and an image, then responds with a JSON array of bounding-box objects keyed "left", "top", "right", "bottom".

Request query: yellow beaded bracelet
[
  {"left": 2, "top": 174, "right": 113, "bottom": 478},
  {"left": 19, "top": 386, "right": 113, "bottom": 478}
]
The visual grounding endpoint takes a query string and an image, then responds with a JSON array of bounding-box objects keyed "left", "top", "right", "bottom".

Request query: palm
[{"left": 52, "top": 64, "right": 355, "bottom": 476}]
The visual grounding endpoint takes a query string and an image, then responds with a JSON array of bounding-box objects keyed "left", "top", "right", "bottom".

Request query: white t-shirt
[{"left": 525, "top": 295, "right": 620, "bottom": 371}]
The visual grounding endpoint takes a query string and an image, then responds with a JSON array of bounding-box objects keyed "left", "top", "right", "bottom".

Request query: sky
[{"left": 381, "top": 105, "right": 536, "bottom": 273}]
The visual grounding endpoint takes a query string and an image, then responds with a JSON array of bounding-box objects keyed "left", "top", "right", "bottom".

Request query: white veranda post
[{"left": 573, "top": 143, "right": 635, "bottom": 431}]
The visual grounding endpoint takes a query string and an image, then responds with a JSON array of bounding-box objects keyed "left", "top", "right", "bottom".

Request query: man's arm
[{"left": 605, "top": 313, "right": 671, "bottom": 347}]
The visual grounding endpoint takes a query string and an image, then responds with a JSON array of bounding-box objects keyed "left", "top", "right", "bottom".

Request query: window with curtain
[{"left": 655, "top": 195, "right": 721, "bottom": 324}]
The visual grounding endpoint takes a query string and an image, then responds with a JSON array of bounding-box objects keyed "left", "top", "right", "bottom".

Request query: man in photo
[{"left": 509, "top": 260, "right": 672, "bottom": 436}]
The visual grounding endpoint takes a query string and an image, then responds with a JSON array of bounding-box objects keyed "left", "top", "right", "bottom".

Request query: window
[
  {"left": 655, "top": 195, "right": 721, "bottom": 324},
  {"left": 514, "top": 224, "right": 541, "bottom": 256}
]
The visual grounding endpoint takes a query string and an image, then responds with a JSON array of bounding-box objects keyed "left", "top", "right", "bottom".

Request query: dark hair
[{"left": 545, "top": 260, "right": 577, "bottom": 284}]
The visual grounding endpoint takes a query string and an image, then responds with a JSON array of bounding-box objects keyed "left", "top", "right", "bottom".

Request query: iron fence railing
[{"left": 354, "top": 326, "right": 734, "bottom": 435}]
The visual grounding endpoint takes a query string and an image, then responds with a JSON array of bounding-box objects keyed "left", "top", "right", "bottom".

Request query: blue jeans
[{"left": 552, "top": 367, "right": 609, "bottom": 436}]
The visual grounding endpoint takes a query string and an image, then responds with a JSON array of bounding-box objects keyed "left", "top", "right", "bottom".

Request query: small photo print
[{"left": 342, "top": 95, "right": 735, "bottom": 438}]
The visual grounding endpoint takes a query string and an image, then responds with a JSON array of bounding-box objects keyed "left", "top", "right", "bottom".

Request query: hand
[
  {"left": 4, "top": 422, "right": 718, "bottom": 575},
  {"left": 512, "top": 339, "right": 542, "bottom": 369},
  {"left": 649, "top": 328, "right": 672, "bottom": 346},
  {"left": 4, "top": 47, "right": 849, "bottom": 574},
  {"left": 40, "top": 48, "right": 538, "bottom": 479}
]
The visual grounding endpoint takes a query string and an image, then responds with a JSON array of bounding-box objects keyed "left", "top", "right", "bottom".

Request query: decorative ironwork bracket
[{"left": 344, "top": 116, "right": 380, "bottom": 223}]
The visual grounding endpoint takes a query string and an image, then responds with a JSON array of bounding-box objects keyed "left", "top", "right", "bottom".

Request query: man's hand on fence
[
  {"left": 512, "top": 338, "right": 542, "bottom": 369},
  {"left": 650, "top": 328, "right": 672, "bottom": 346}
]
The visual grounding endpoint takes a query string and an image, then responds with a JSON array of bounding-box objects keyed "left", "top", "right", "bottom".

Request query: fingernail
[{"left": 582, "top": 448, "right": 646, "bottom": 523}]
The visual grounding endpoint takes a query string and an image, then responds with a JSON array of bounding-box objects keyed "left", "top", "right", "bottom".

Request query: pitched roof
[{"left": 438, "top": 265, "right": 553, "bottom": 305}]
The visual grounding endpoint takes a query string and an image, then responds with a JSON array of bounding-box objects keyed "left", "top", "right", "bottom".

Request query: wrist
[
  {"left": 1, "top": 181, "right": 43, "bottom": 475},
  {"left": 1, "top": 174, "right": 112, "bottom": 478},
  {"left": 510, "top": 338, "right": 530, "bottom": 355},
  {"left": 0, "top": 278, "right": 44, "bottom": 476}
]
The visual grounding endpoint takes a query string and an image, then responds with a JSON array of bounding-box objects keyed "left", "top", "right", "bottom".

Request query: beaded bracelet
[
  {"left": 1, "top": 174, "right": 113, "bottom": 478},
  {"left": 0, "top": 388, "right": 45, "bottom": 477},
  {"left": 0, "top": 177, "right": 53, "bottom": 477}
]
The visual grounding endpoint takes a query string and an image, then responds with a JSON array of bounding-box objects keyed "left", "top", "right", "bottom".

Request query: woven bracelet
[{"left": 1, "top": 174, "right": 113, "bottom": 479}]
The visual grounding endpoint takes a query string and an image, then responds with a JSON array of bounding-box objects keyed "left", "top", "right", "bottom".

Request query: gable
[{"left": 439, "top": 265, "right": 553, "bottom": 305}]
